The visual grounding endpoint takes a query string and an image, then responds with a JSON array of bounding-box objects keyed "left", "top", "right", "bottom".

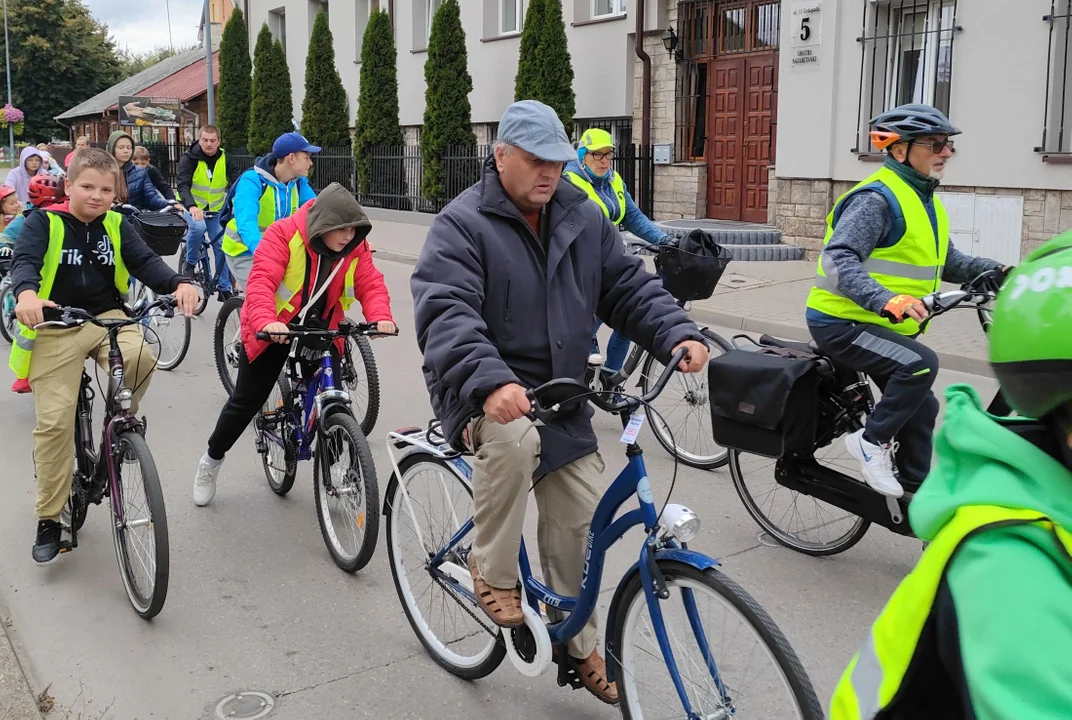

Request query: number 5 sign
[{"left": 791, "top": 1, "right": 822, "bottom": 47}]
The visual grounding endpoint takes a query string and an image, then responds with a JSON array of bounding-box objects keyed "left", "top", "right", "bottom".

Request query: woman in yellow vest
[
  {"left": 831, "top": 233, "right": 1072, "bottom": 719},
  {"left": 564, "top": 128, "right": 669, "bottom": 375},
  {"left": 190, "top": 183, "right": 395, "bottom": 507},
  {"left": 804, "top": 104, "right": 1005, "bottom": 498}
]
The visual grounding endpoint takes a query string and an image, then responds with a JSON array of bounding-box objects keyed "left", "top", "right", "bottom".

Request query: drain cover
[{"left": 215, "top": 692, "right": 275, "bottom": 719}]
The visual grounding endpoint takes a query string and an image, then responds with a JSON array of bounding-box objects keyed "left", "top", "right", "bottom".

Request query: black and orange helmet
[{"left": 869, "top": 103, "right": 961, "bottom": 150}]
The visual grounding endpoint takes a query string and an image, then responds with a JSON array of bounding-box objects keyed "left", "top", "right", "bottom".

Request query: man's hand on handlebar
[
  {"left": 261, "top": 321, "right": 291, "bottom": 344},
  {"left": 483, "top": 383, "right": 531, "bottom": 425},
  {"left": 883, "top": 294, "right": 928, "bottom": 323},
  {"left": 188, "top": 206, "right": 205, "bottom": 222},
  {"left": 173, "top": 282, "right": 200, "bottom": 317},
  {"left": 672, "top": 339, "right": 709, "bottom": 372},
  {"left": 15, "top": 290, "right": 57, "bottom": 328}
]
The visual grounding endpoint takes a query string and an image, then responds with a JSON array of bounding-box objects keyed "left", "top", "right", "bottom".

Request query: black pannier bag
[
  {"left": 708, "top": 345, "right": 820, "bottom": 458},
  {"left": 132, "top": 212, "right": 188, "bottom": 256}
]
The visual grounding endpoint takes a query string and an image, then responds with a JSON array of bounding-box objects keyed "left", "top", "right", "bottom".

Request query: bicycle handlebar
[
  {"left": 525, "top": 347, "right": 688, "bottom": 420},
  {"left": 879, "top": 267, "right": 1006, "bottom": 325},
  {"left": 35, "top": 295, "right": 178, "bottom": 330},
  {"left": 255, "top": 320, "right": 399, "bottom": 341}
]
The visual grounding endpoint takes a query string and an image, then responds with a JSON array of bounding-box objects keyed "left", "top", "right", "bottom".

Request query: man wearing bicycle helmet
[
  {"left": 805, "top": 103, "right": 1005, "bottom": 498},
  {"left": 830, "top": 234, "right": 1072, "bottom": 719}
]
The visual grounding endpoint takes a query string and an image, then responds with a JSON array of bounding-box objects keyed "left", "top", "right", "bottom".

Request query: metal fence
[{"left": 116, "top": 140, "right": 654, "bottom": 217}]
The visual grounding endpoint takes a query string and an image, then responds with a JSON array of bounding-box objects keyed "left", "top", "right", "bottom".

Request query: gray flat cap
[{"left": 497, "top": 100, "right": 576, "bottom": 163}]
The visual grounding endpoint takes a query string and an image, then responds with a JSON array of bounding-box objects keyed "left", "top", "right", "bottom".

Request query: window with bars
[
  {"left": 852, "top": 0, "right": 961, "bottom": 154},
  {"left": 1038, "top": 1, "right": 1072, "bottom": 154}
]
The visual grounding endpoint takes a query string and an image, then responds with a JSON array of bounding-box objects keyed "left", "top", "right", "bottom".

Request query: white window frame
[
  {"left": 426, "top": 0, "right": 441, "bottom": 44},
  {"left": 501, "top": 0, "right": 523, "bottom": 35},
  {"left": 592, "top": 0, "right": 626, "bottom": 19},
  {"left": 885, "top": 0, "right": 955, "bottom": 111}
]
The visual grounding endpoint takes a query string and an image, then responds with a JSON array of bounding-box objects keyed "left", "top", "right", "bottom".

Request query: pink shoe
[{"left": 11, "top": 378, "right": 30, "bottom": 393}]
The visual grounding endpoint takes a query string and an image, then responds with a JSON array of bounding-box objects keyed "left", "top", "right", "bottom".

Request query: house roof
[
  {"left": 110, "top": 52, "right": 219, "bottom": 109},
  {"left": 55, "top": 47, "right": 213, "bottom": 121}
]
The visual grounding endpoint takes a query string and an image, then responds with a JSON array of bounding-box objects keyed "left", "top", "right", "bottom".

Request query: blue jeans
[
  {"left": 184, "top": 212, "right": 231, "bottom": 292},
  {"left": 590, "top": 318, "right": 632, "bottom": 372}
]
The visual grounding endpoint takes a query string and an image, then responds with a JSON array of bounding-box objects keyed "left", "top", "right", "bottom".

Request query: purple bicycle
[{"left": 40, "top": 297, "right": 173, "bottom": 619}]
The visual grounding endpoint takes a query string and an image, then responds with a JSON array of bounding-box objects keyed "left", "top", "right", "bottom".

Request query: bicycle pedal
[{"left": 553, "top": 651, "right": 585, "bottom": 690}]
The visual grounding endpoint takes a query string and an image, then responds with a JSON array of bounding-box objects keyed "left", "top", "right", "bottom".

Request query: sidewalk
[
  {"left": 366, "top": 208, "right": 993, "bottom": 376},
  {"left": 0, "top": 608, "right": 42, "bottom": 720}
]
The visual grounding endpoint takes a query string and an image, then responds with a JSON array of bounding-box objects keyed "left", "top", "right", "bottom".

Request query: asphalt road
[{"left": 0, "top": 258, "right": 999, "bottom": 719}]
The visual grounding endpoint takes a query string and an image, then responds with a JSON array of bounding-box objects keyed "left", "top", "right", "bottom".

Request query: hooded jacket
[
  {"left": 854, "top": 385, "right": 1072, "bottom": 718},
  {"left": 563, "top": 159, "right": 667, "bottom": 245},
  {"left": 175, "top": 139, "right": 241, "bottom": 210},
  {"left": 2, "top": 147, "right": 49, "bottom": 205},
  {"left": 241, "top": 183, "right": 392, "bottom": 363},
  {"left": 106, "top": 131, "right": 170, "bottom": 212},
  {"left": 229, "top": 153, "right": 316, "bottom": 254}
]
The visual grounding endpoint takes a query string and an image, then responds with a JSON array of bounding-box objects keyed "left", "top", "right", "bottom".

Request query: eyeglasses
[
  {"left": 588, "top": 151, "right": 614, "bottom": 161},
  {"left": 914, "top": 139, "right": 955, "bottom": 154}
]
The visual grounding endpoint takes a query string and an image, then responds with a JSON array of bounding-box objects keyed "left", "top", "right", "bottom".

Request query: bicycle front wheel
[
  {"left": 110, "top": 430, "right": 169, "bottom": 620},
  {"left": 611, "top": 561, "right": 823, "bottom": 719},
  {"left": 640, "top": 329, "right": 732, "bottom": 470},
  {"left": 342, "top": 333, "right": 381, "bottom": 437},
  {"left": 0, "top": 277, "right": 16, "bottom": 344},
  {"left": 192, "top": 256, "right": 211, "bottom": 316},
  {"left": 214, "top": 296, "right": 244, "bottom": 396},
  {"left": 314, "top": 411, "right": 379, "bottom": 572}
]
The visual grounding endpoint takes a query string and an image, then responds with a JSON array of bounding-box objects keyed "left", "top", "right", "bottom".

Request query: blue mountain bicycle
[{"left": 384, "top": 349, "right": 822, "bottom": 717}]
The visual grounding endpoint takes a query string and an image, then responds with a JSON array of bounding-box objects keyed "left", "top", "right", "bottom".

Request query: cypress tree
[
  {"left": 248, "top": 25, "right": 294, "bottom": 155},
  {"left": 300, "top": 10, "right": 351, "bottom": 147},
  {"left": 421, "top": 0, "right": 476, "bottom": 203},
  {"left": 514, "top": 0, "right": 546, "bottom": 102},
  {"left": 354, "top": 9, "right": 405, "bottom": 206},
  {"left": 537, "top": 0, "right": 576, "bottom": 137},
  {"left": 217, "top": 7, "right": 252, "bottom": 149}
]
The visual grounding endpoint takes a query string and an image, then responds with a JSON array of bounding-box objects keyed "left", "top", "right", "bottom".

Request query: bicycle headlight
[{"left": 660, "top": 503, "right": 700, "bottom": 543}]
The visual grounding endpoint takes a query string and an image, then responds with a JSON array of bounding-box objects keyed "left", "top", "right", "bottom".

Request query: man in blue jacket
[
  {"left": 221, "top": 132, "right": 318, "bottom": 287},
  {"left": 411, "top": 100, "right": 708, "bottom": 706}
]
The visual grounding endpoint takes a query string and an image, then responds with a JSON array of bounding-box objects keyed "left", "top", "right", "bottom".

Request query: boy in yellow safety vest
[{"left": 8, "top": 148, "right": 199, "bottom": 566}]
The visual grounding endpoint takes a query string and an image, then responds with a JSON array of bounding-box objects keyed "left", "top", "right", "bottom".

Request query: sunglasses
[
  {"left": 588, "top": 151, "right": 614, "bottom": 161},
  {"left": 914, "top": 138, "right": 955, "bottom": 153}
]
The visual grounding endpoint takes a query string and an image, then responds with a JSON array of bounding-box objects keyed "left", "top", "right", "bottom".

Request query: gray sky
[{"left": 87, "top": 0, "right": 203, "bottom": 55}]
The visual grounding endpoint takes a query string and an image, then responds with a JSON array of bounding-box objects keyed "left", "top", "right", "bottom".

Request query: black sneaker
[
  {"left": 218, "top": 289, "right": 236, "bottom": 303},
  {"left": 32, "top": 519, "right": 62, "bottom": 566},
  {"left": 180, "top": 261, "right": 196, "bottom": 279}
]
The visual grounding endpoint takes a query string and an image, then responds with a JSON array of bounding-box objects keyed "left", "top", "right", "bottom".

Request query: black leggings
[{"left": 207, "top": 343, "right": 291, "bottom": 460}]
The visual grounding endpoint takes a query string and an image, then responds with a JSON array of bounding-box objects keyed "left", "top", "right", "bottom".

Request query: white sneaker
[
  {"left": 844, "top": 429, "right": 904, "bottom": 498},
  {"left": 193, "top": 457, "right": 221, "bottom": 506}
]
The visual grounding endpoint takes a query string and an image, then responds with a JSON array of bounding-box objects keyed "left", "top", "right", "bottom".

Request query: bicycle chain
[{"left": 428, "top": 562, "right": 500, "bottom": 640}]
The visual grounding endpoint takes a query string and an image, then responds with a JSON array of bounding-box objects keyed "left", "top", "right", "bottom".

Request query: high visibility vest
[
  {"left": 190, "top": 151, "right": 228, "bottom": 212},
  {"left": 222, "top": 181, "right": 300, "bottom": 257},
  {"left": 805, "top": 166, "right": 950, "bottom": 336},
  {"left": 830, "top": 505, "right": 1072, "bottom": 719},
  {"left": 273, "top": 230, "right": 360, "bottom": 317},
  {"left": 9, "top": 211, "right": 128, "bottom": 379},
  {"left": 564, "top": 170, "right": 627, "bottom": 225}
]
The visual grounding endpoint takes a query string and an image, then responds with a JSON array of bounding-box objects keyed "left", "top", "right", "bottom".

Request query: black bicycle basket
[
  {"left": 655, "top": 229, "right": 732, "bottom": 301},
  {"left": 133, "top": 212, "right": 188, "bottom": 256}
]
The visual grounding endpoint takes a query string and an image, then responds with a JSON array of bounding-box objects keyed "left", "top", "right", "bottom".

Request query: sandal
[
  {"left": 468, "top": 554, "right": 524, "bottom": 628},
  {"left": 557, "top": 646, "right": 619, "bottom": 705}
]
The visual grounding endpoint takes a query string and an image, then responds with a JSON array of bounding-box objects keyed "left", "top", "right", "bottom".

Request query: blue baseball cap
[
  {"left": 273, "top": 131, "right": 321, "bottom": 157},
  {"left": 497, "top": 100, "right": 575, "bottom": 163}
]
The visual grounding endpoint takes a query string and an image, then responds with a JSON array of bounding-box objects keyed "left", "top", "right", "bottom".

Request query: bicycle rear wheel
[
  {"left": 314, "top": 411, "right": 379, "bottom": 572},
  {"left": 214, "top": 296, "right": 244, "bottom": 396},
  {"left": 110, "top": 430, "right": 169, "bottom": 619},
  {"left": 342, "top": 333, "right": 380, "bottom": 436},
  {"left": 611, "top": 561, "right": 823, "bottom": 719},
  {"left": 0, "top": 277, "right": 16, "bottom": 344},
  {"left": 385, "top": 452, "right": 505, "bottom": 679},
  {"left": 640, "top": 329, "right": 732, "bottom": 470}
]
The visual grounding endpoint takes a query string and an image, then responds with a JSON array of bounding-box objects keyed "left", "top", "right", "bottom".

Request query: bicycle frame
[{"left": 268, "top": 349, "right": 351, "bottom": 461}]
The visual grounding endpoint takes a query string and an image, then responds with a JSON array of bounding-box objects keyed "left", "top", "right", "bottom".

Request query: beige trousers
[
  {"left": 28, "top": 309, "right": 157, "bottom": 520},
  {"left": 467, "top": 416, "right": 605, "bottom": 659}
]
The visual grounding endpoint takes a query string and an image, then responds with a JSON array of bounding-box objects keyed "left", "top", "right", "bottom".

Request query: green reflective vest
[
  {"left": 273, "top": 229, "right": 359, "bottom": 315},
  {"left": 830, "top": 504, "right": 1072, "bottom": 718},
  {"left": 564, "top": 170, "right": 627, "bottom": 225},
  {"left": 191, "top": 151, "right": 228, "bottom": 212},
  {"left": 9, "top": 211, "right": 128, "bottom": 380},
  {"left": 805, "top": 166, "right": 950, "bottom": 336},
  {"left": 222, "top": 181, "right": 300, "bottom": 257}
]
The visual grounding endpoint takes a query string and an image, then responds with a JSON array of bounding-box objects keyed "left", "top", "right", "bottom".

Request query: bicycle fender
[
  {"left": 381, "top": 450, "right": 472, "bottom": 517},
  {"left": 603, "top": 551, "right": 721, "bottom": 684}
]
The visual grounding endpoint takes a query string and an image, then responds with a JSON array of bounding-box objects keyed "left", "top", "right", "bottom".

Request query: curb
[
  {"left": 0, "top": 605, "right": 44, "bottom": 720},
  {"left": 372, "top": 249, "right": 994, "bottom": 378}
]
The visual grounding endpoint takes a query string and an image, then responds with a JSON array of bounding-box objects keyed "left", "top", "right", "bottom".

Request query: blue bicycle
[
  {"left": 253, "top": 321, "right": 395, "bottom": 572},
  {"left": 384, "top": 350, "right": 822, "bottom": 718}
]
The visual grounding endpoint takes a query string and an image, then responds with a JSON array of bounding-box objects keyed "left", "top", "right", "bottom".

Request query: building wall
[{"left": 773, "top": 0, "right": 1072, "bottom": 259}]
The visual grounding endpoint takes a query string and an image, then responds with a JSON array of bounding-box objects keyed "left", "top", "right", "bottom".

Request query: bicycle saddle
[{"left": 758, "top": 334, "right": 822, "bottom": 356}]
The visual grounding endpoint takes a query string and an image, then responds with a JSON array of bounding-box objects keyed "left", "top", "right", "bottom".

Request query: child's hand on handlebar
[
  {"left": 261, "top": 321, "right": 291, "bottom": 344},
  {"left": 883, "top": 294, "right": 928, "bottom": 323},
  {"left": 672, "top": 339, "right": 710, "bottom": 372},
  {"left": 483, "top": 383, "right": 531, "bottom": 425},
  {"left": 15, "top": 291, "right": 57, "bottom": 328},
  {"left": 173, "top": 282, "right": 200, "bottom": 317},
  {"left": 373, "top": 320, "right": 396, "bottom": 337}
]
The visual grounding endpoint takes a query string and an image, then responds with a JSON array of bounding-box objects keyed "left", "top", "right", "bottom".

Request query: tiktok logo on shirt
[{"left": 60, "top": 235, "right": 116, "bottom": 267}]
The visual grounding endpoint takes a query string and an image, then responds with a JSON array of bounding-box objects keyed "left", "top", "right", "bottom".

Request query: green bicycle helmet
[{"left": 989, "top": 232, "right": 1072, "bottom": 419}]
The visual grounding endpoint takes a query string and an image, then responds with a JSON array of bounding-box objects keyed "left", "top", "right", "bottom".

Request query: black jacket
[
  {"left": 145, "top": 163, "right": 176, "bottom": 201},
  {"left": 176, "top": 141, "right": 241, "bottom": 210},
  {"left": 411, "top": 158, "right": 703, "bottom": 475},
  {"left": 10, "top": 206, "right": 186, "bottom": 315}
]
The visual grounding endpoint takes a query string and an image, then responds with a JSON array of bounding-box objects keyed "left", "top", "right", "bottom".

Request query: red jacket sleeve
[
  {"left": 352, "top": 239, "right": 393, "bottom": 323},
  {"left": 242, "top": 220, "right": 292, "bottom": 336}
]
